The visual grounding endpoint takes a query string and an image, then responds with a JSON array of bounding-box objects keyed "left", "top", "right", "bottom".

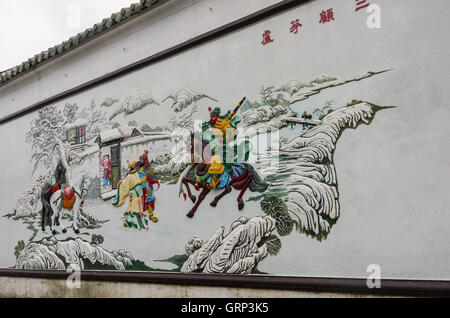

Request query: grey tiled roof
[{"left": 0, "top": 0, "right": 162, "bottom": 87}]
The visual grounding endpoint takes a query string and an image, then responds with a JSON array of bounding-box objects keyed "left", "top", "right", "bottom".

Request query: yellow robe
[{"left": 112, "top": 172, "right": 146, "bottom": 213}]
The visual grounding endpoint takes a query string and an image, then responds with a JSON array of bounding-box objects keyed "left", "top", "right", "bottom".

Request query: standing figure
[
  {"left": 112, "top": 160, "right": 158, "bottom": 230},
  {"left": 136, "top": 150, "right": 160, "bottom": 223},
  {"left": 101, "top": 155, "right": 112, "bottom": 188}
]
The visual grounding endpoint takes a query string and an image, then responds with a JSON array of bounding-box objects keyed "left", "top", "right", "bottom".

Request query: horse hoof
[
  {"left": 186, "top": 212, "right": 195, "bottom": 218},
  {"left": 52, "top": 230, "right": 57, "bottom": 235},
  {"left": 62, "top": 229, "right": 67, "bottom": 234},
  {"left": 210, "top": 201, "right": 217, "bottom": 207},
  {"left": 41, "top": 227, "right": 46, "bottom": 232},
  {"left": 74, "top": 229, "right": 80, "bottom": 234},
  {"left": 238, "top": 202, "right": 245, "bottom": 211},
  {"left": 190, "top": 196, "right": 197, "bottom": 204}
]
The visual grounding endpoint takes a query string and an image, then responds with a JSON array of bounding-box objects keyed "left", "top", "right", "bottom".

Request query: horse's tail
[
  {"left": 244, "top": 164, "right": 270, "bottom": 193},
  {"left": 40, "top": 185, "right": 52, "bottom": 228},
  {"left": 41, "top": 184, "right": 52, "bottom": 212}
]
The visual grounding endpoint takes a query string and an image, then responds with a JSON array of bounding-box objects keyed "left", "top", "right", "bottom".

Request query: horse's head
[{"left": 76, "top": 172, "right": 91, "bottom": 197}]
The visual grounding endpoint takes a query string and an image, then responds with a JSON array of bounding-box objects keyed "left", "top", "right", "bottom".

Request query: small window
[
  {"left": 78, "top": 126, "right": 86, "bottom": 144},
  {"left": 67, "top": 126, "right": 86, "bottom": 145},
  {"left": 67, "top": 128, "right": 77, "bottom": 145}
]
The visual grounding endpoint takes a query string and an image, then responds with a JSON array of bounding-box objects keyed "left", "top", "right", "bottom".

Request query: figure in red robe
[{"left": 136, "top": 150, "right": 160, "bottom": 223}]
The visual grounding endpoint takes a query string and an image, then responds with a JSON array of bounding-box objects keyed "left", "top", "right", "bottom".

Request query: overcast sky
[{"left": 0, "top": 0, "right": 135, "bottom": 71}]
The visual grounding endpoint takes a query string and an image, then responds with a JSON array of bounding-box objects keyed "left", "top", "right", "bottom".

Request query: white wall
[
  {"left": 0, "top": 276, "right": 385, "bottom": 298},
  {"left": 1, "top": 0, "right": 450, "bottom": 286}
]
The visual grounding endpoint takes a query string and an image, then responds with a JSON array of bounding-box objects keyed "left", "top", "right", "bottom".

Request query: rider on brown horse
[{"left": 180, "top": 98, "right": 269, "bottom": 218}]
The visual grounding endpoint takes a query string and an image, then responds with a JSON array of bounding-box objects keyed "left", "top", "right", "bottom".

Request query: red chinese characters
[
  {"left": 260, "top": 7, "right": 353, "bottom": 46},
  {"left": 319, "top": 8, "right": 334, "bottom": 24},
  {"left": 355, "top": 0, "right": 370, "bottom": 12},
  {"left": 290, "top": 19, "right": 302, "bottom": 34},
  {"left": 261, "top": 30, "right": 274, "bottom": 45}
]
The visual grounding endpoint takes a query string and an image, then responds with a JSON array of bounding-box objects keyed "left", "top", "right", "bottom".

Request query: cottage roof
[
  {"left": 65, "top": 118, "right": 88, "bottom": 130},
  {"left": 99, "top": 128, "right": 123, "bottom": 143},
  {"left": 0, "top": 0, "right": 164, "bottom": 87},
  {"left": 116, "top": 125, "right": 144, "bottom": 138},
  {"left": 98, "top": 125, "right": 144, "bottom": 144}
]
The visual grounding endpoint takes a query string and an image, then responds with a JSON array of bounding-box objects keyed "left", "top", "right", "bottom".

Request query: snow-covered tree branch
[{"left": 26, "top": 100, "right": 111, "bottom": 174}]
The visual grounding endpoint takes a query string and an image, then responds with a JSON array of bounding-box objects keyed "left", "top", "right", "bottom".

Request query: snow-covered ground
[
  {"left": 8, "top": 181, "right": 269, "bottom": 271},
  {"left": 182, "top": 216, "right": 277, "bottom": 274},
  {"left": 92, "top": 183, "right": 266, "bottom": 270},
  {"left": 15, "top": 237, "right": 134, "bottom": 270}
]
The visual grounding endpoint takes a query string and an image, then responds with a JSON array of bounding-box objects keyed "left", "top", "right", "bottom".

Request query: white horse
[{"left": 48, "top": 171, "right": 89, "bottom": 235}]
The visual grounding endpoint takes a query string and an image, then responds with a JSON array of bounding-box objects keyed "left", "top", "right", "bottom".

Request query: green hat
[{"left": 210, "top": 107, "right": 221, "bottom": 115}]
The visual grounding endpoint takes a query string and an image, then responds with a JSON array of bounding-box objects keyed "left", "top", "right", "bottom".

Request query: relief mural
[
  {"left": 3, "top": 68, "right": 395, "bottom": 274},
  {"left": 1, "top": 0, "right": 448, "bottom": 281}
]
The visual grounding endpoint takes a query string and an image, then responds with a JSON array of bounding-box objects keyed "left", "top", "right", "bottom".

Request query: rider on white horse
[
  {"left": 44, "top": 141, "right": 88, "bottom": 235},
  {"left": 49, "top": 181, "right": 84, "bottom": 235}
]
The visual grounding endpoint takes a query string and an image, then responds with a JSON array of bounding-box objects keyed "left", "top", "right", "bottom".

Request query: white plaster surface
[{"left": 0, "top": 276, "right": 392, "bottom": 298}]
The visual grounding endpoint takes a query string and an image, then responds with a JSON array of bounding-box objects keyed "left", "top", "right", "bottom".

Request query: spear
[{"left": 227, "top": 97, "right": 247, "bottom": 120}]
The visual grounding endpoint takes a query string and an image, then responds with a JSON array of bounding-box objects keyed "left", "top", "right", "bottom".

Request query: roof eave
[{"left": 0, "top": 0, "right": 167, "bottom": 88}]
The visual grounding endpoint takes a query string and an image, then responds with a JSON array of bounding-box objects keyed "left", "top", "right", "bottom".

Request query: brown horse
[{"left": 180, "top": 134, "right": 269, "bottom": 218}]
